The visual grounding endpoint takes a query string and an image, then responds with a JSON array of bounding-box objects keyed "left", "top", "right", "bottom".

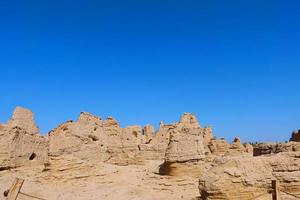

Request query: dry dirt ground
[{"left": 0, "top": 160, "right": 200, "bottom": 200}]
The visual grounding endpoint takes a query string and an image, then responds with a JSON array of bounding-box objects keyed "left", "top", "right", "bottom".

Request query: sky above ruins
[{"left": 0, "top": 0, "right": 299, "bottom": 142}]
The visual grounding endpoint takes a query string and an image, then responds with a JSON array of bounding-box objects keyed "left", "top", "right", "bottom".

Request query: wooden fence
[{"left": 4, "top": 178, "right": 46, "bottom": 200}]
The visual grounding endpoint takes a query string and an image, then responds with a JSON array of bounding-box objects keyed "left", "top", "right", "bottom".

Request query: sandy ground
[{"left": 0, "top": 160, "right": 200, "bottom": 200}]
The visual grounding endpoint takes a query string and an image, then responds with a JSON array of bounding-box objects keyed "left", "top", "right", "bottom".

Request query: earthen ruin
[{"left": 0, "top": 106, "right": 299, "bottom": 200}]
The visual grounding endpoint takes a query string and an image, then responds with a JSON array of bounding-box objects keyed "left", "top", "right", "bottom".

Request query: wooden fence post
[
  {"left": 272, "top": 180, "right": 278, "bottom": 200},
  {"left": 6, "top": 178, "right": 24, "bottom": 200}
]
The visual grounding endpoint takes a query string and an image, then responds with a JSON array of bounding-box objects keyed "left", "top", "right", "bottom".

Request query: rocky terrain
[{"left": 0, "top": 107, "right": 299, "bottom": 200}]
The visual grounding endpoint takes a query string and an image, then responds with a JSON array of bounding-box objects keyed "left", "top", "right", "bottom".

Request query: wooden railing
[{"left": 4, "top": 178, "right": 46, "bottom": 200}]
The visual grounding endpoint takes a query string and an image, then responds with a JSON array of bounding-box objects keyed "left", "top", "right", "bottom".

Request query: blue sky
[{"left": 0, "top": 0, "right": 299, "bottom": 142}]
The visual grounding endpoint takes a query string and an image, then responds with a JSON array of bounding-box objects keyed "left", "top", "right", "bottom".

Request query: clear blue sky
[{"left": 0, "top": 0, "right": 299, "bottom": 142}]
